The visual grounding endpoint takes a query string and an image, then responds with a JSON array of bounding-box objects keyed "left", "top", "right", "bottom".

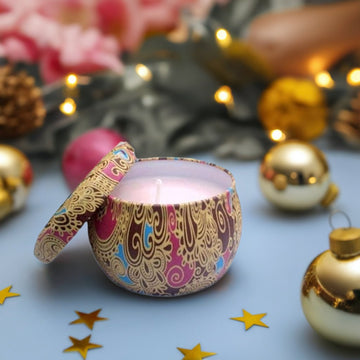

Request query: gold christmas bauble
[
  {"left": 0, "top": 144, "right": 33, "bottom": 220},
  {"left": 301, "top": 227, "right": 360, "bottom": 346},
  {"left": 259, "top": 140, "right": 338, "bottom": 210},
  {"left": 0, "top": 66, "right": 46, "bottom": 139},
  {"left": 258, "top": 77, "right": 327, "bottom": 141}
]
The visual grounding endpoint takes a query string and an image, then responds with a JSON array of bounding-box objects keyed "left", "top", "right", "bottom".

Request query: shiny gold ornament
[
  {"left": 259, "top": 140, "right": 338, "bottom": 211},
  {"left": 0, "top": 183, "right": 12, "bottom": 220},
  {"left": 301, "top": 225, "right": 360, "bottom": 346},
  {"left": 258, "top": 77, "right": 327, "bottom": 141},
  {"left": 0, "top": 66, "right": 46, "bottom": 139},
  {"left": 0, "top": 145, "right": 33, "bottom": 220}
]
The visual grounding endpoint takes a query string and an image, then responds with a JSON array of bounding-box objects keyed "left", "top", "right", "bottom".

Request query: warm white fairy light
[
  {"left": 135, "top": 64, "right": 153, "bottom": 81},
  {"left": 65, "top": 74, "right": 78, "bottom": 88},
  {"left": 214, "top": 85, "right": 233, "bottom": 105},
  {"left": 347, "top": 68, "right": 360, "bottom": 86},
  {"left": 59, "top": 98, "right": 76, "bottom": 115},
  {"left": 269, "top": 129, "right": 286, "bottom": 142},
  {"left": 314, "top": 71, "right": 334, "bottom": 88},
  {"left": 215, "top": 28, "right": 232, "bottom": 48}
]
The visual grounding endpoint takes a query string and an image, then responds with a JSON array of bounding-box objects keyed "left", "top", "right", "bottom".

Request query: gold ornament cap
[
  {"left": 329, "top": 227, "right": 360, "bottom": 258},
  {"left": 321, "top": 182, "right": 339, "bottom": 207}
]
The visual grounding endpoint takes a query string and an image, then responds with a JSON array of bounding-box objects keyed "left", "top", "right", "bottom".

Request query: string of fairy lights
[
  {"left": 59, "top": 74, "right": 78, "bottom": 115},
  {"left": 58, "top": 26, "right": 360, "bottom": 145}
]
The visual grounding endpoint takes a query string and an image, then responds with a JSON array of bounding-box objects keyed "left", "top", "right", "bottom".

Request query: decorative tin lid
[{"left": 34, "top": 142, "right": 136, "bottom": 263}]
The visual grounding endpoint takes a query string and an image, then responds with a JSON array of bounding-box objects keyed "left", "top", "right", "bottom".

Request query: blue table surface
[{"left": 1, "top": 143, "right": 360, "bottom": 360}]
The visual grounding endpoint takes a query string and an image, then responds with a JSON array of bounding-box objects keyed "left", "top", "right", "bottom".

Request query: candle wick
[{"left": 155, "top": 179, "right": 162, "bottom": 203}]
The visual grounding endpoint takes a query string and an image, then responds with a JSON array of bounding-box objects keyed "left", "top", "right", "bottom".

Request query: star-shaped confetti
[
  {"left": 63, "top": 335, "right": 102, "bottom": 359},
  {"left": 0, "top": 285, "right": 20, "bottom": 304},
  {"left": 231, "top": 309, "right": 269, "bottom": 330},
  {"left": 70, "top": 309, "right": 108, "bottom": 330},
  {"left": 177, "top": 343, "right": 216, "bottom": 360}
]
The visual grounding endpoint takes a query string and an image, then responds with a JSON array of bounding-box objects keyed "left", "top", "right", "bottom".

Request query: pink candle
[
  {"left": 111, "top": 159, "right": 232, "bottom": 204},
  {"left": 34, "top": 143, "right": 242, "bottom": 297}
]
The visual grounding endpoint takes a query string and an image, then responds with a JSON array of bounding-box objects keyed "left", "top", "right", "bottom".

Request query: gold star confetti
[
  {"left": 231, "top": 309, "right": 269, "bottom": 330},
  {"left": 63, "top": 335, "right": 102, "bottom": 359},
  {"left": 70, "top": 309, "right": 108, "bottom": 330},
  {"left": 0, "top": 285, "right": 20, "bottom": 304},
  {"left": 177, "top": 343, "right": 216, "bottom": 360}
]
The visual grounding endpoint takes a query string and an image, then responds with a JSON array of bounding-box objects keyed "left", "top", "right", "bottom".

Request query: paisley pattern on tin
[
  {"left": 34, "top": 142, "right": 136, "bottom": 263},
  {"left": 89, "top": 185, "right": 242, "bottom": 297}
]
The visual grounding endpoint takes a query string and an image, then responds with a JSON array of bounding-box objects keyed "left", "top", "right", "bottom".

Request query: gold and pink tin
[{"left": 35, "top": 142, "right": 242, "bottom": 296}]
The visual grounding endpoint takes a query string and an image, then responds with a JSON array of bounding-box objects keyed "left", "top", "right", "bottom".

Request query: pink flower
[
  {"left": 0, "top": 34, "right": 39, "bottom": 62},
  {"left": 39, "top": 25, "right": 123, "bottom": 83},
  {"left": 0, "top": 2, "right": 122, "bottom": 82},
  {"left": 50, "top": 0, "right": 216, "bottom": 51},
  {"left": 141, "top": 0, "right": 184, "bottom": 34},
  {"left": 0, "top": 0, "right": 225, "bottom": 82},
  {"left": 95, "top": 0, "right": 146, "bottom": 51},
  {"left": 93, "top": 0, "right": 186, "bottom": 50}
]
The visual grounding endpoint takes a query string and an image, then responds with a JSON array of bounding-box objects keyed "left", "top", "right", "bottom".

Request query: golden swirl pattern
[
  {"left": 34, "top": 142, "right": 136, "bottom": 263},
  {"left": 34, "top": 235, "right": 66, "bottom": 262},
  {"left": 89, "top": 184, "right": 242, "bottom": 297},
  {"left": 35, "top": 152, "right": 242, "bottom": 296}
]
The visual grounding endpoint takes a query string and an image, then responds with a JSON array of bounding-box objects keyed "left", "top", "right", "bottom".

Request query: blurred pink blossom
[
  {"left": 0, "top": 3, "right": 122, "bottom": 82},
  {"left": 39, "top": 25, "right": 123, "bottom": 83},
  {"left": 0, "top": 0, "right": 224, "bottom": 83}
]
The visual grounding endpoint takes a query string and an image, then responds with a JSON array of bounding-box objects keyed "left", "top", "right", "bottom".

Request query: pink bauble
[{"left": 62, "top": 128, "right": 126, "bottom": 190}]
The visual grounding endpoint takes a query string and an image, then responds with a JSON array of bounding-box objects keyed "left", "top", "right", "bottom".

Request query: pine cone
[
  {"left": 334, "top": 91, "right": 360, "bottom": 147},
  {"left": 0, "top": 66, "right": 46, "bottom": 139}
]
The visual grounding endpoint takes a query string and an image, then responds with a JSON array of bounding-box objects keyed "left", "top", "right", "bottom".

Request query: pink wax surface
[{"left": 111, "top": 159, "right": 232, "bottom": 204}]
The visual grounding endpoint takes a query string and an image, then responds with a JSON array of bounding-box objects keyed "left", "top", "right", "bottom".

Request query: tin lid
[{"left": 34, "top": 142, "right": 136, "bottom": 263}]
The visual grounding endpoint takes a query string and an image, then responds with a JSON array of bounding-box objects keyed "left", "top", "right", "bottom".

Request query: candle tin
[{"left": 35, "top": 142, "right": 242, "bottom": 297}]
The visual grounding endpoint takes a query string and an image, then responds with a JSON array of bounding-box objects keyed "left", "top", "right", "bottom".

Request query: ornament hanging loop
[{"left": 329, "top": 209, "right": 352, "bottom": 230}]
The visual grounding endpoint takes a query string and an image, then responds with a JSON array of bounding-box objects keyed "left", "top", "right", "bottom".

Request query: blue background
[{"left": 1, "top": 143, "right": 360, "bottom": 359}]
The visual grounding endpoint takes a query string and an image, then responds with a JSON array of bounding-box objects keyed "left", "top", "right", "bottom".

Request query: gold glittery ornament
[
  {"left": 258, "top": 77, "right": 327, "bottom": 141},
  {"left": 334, "top": 91, "right": 360, "bottom": 148},
  {"left": 0, "top": 66, "right": 46, "bottom": 139},
  {"left": 0, "top": 144, "right": 33, "bottom": 220},
  {"left": 301, "top": 222, "right": 360, "bottom": 346},
  {"left": 259, "top": 140, "right": 338, "bottom": 211},
  {"left": 0, "top": 181, "right": 12, "bottom": 220}
]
